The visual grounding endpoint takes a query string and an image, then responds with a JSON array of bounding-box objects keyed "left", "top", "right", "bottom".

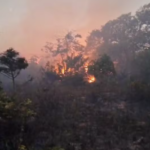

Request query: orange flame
[
  {"left": 84, "top": 66, "right": 88, "bottom": 73},
  {"left": 68, "top": 68, "right": 71, "bottom": 72},
  {"left": 86, "top": 75, "right": 96, "bottom": 83},
  {"left": 41, "top": 54, "right": 96, "bottom": 83},
  {"left": 61, "top": 68, "right": 65, "bottom": 74}
]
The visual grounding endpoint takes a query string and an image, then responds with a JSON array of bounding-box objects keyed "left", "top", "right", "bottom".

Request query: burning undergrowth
[
  {"left": 29, "top": 32, "right": 116, "bottom": 86},
  {"left": 37, "top": 32, "right": 98, "bottom": 85}
]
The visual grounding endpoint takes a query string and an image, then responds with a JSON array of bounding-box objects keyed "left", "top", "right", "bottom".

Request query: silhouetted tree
[
  {"left": 87, "top": 3, "right": 150, "bottom": 75},
  {"left": 0, "top": 48, "right": 28, "bottom": 90},
  {"left": 88, "top": 54, "right": 116, "bottom": 78},
  {"left": 44, "top": 32, "right": 87, "bottom": 75}
]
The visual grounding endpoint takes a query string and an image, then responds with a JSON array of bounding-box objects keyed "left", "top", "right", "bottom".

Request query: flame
[
  {"left": 61, "top": 68, "right": 65, "bottom": 74},
  {"left": 84, "top": 63, "right": 96, "bottom": 83},
  {"left": 87, "top": 75, "right": 96, "bottom": 83},
  {"left": 57, "top": 67, "right": 72, "bottom": 75},
  {"left": 41, "top": 54, "right": 96, "bottom": 83},
  {"left": 84, "top": 66, "right": 88, "bottom": 73}
]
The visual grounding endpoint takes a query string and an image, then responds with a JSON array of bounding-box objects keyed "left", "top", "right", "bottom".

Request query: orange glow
[
  {"left": 68, "top": 68, "right": 71, "bottom": 72},
  {"left": 61, "top": 68, "right": 65, "bottom": 74},
  {"left": 87, "top": 75, "right": 96, "bottom": 83},
  {"left": 85, "top": 66, "right": 88, "bottom": 73},
  {"left": 84, "top": 64, "right": 88, "bottom": 73},
  {"left": 42, "top": 54, "right": 96, "bottom": 82}
]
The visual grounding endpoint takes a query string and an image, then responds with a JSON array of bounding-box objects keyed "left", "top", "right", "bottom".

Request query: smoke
[{"left": 0, "top": 0, "right": 150, "bottom": 57}]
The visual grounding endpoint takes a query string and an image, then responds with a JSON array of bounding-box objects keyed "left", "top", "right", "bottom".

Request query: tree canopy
[
  {"left": 88, "top": 54, "right": 116, "bottom": 78},
  {"left": 0, "top": 48, "right": 28, "bottom": 88},
  {"left": 86, "top": 3, "right": 150, "bottom": 75}
]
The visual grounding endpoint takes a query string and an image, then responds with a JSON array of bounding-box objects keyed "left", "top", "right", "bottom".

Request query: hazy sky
[{"left": 0, "top": 0, "right": 149, "bottom": 57}]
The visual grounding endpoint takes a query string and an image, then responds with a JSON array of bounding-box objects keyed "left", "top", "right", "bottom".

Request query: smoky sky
[{"left": 0, "top": 0, "right": 149, "bottom": 57}]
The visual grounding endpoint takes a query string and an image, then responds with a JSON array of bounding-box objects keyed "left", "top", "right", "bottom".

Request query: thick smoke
[{"left": 0, "top": 0, "right": 149, "bottom": 57}]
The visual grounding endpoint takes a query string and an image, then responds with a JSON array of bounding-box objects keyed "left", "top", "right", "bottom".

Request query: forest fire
[
  {"left": 3, "top": 2, "right": 150, "bottom": 150},
  {"left": 35, "top": 31, "right": 97, "bottom": 83}
]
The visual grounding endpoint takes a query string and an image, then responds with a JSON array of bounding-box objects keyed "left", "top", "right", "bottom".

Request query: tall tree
[
  {"left": 44, "top": 32, "right": 87, "bottom": 75},
  {"left": 86, "top": 3, "right": 150, "bottom": 75},
  {"left": 45, "top": 32, "right": 84, "bottom": 58},
  {"left": 87, "top": 13, "right": 139, "bottom": 74},
  {"left": 0, "top": 48, "right": 28, "bottom": 89}
]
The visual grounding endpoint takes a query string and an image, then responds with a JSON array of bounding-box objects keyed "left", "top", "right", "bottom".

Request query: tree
[
  {"left": 136, "top": 3, "right": 150, "bottom": 24},
  {"left": 64, "top": 53, "right": 88, "bottom": 75},
  {"left": 88, "top": 54, "right": 116, "bottom": 78},
  {"left": 45, "top": 32, "right": 84, "bottom": 57},
  {"left": 0, "top": 48, "right": 28, "bottom": 89},
  {"left": 44, "top": 32, "right": 87, "bottom": 75},
  {"left": 87, "top": 13, "right": 139, "bottom": 74},
  {"left": 86, "top": 3, "right": 150, "bottom": 75}
]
